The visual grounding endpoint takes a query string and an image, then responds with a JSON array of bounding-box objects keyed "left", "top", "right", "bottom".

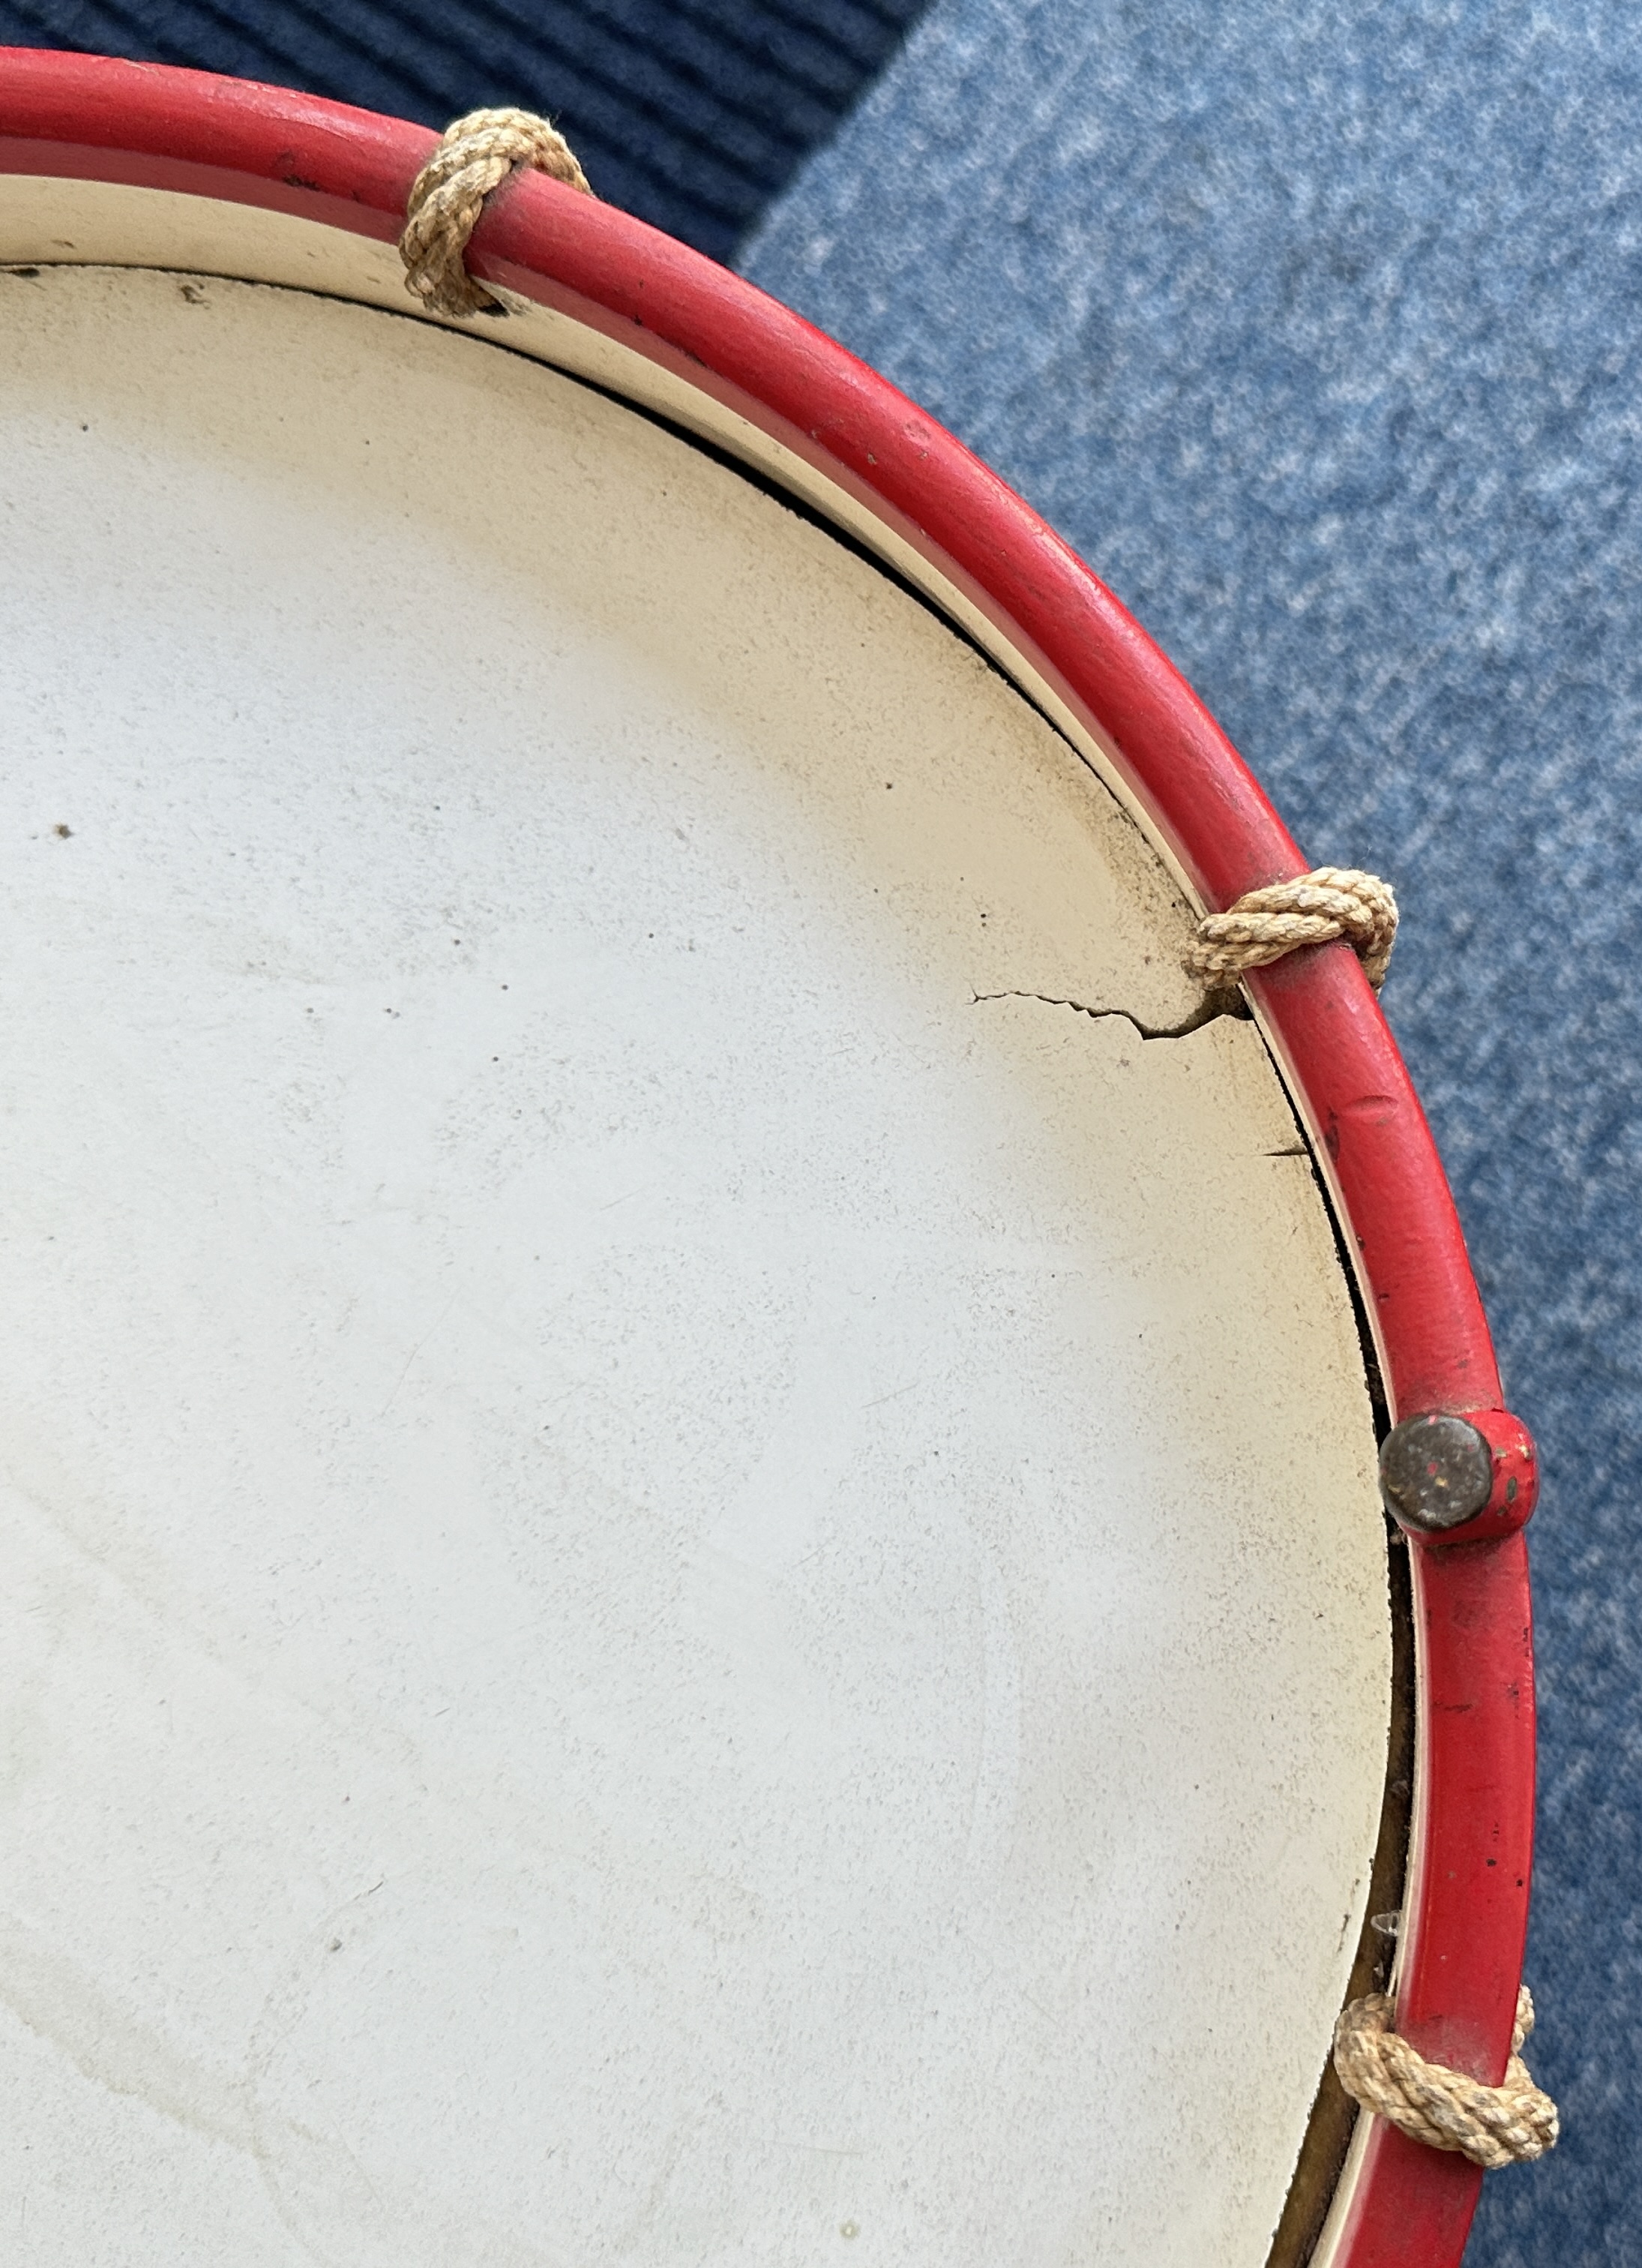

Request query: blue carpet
[
  {"left": 745, "top": 5, "right": 1642, "bottom": 2260},
  {"left": 0, "top": 0, "right": 931, "bottom": 257}
]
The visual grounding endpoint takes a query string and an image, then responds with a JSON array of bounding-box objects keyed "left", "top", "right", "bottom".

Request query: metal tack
[{"left": 1377, "top": 1412, "right": 1495, "bottom": 1534}]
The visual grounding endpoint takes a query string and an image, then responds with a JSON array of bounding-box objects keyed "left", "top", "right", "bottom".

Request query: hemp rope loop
[
  {"left": 1333, "top": 1988, "right": 1558, "bottom": 2169},
  {"left": 1185, "top": 867, "right": 1398, "bottom": 988},
  {"left": 400, "top": 107, "right": 592, "bottom": 317}
]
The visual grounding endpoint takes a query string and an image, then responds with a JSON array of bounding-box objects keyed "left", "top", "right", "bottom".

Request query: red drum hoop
[{"left": 0, "top": 50, "right": 1536, "bottom": 2266}]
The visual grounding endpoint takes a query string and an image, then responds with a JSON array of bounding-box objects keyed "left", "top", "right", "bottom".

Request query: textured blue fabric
[
  {"left": 0, "top": 0, "right": 933, "bottom": 256},
  {"left": 745, "top": 7, "right": 1642, "bottom": 2260}
]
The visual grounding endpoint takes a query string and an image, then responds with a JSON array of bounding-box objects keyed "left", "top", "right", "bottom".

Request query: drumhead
[{"left": 0, "top": 257, "right": 1390, "bottom": 2264}]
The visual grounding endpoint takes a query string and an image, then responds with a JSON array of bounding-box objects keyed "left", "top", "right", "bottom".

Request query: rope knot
[
  {"left": 400, "top": 106, "right": 592, "bottom": 318},
  {"left": 1185, "top": 866, "right": 1398, "bottom": 988},
  {"left": 1332, "top": 1987, "right": 1558, "bottom": 2169}
]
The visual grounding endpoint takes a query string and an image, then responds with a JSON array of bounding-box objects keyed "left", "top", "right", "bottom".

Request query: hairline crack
[{"left": 969, "top": 986, "right": 1247, "bottom": 1042}]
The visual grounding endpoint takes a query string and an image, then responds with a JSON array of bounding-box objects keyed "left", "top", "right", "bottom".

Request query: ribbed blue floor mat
[{"left": 0, "top": 0, "right": 930, "bottom": 258}]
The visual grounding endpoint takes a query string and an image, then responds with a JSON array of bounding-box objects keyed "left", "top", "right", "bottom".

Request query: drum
[{"left": 0, "top": 54, "right": 1537, "bottom": 2268}]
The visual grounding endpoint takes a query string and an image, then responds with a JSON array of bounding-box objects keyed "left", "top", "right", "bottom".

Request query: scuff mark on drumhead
[{"left": 0, "top": 1907, "right": 256, "bottom": 2152}]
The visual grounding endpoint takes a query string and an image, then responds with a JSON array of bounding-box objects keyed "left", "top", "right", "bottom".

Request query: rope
[
  {"left": 400, "top": 107, "right": 592, "bottom": 317},
  {"left": 1333, "top": 1988, "right": 1559, "bottom": 2169},
  {"left": 1185, "top": 867, "right": 1398, "bottom": 988}
]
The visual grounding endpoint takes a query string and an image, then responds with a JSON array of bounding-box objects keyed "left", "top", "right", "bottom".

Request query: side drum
[{"left": 0, "top": 53, "right": 1537, "bottom": 2268}]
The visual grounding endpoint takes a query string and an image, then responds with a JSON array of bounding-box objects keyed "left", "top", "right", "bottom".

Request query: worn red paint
[{"left": 0, "top": 50, "right": 1539, "bottom": 2262}]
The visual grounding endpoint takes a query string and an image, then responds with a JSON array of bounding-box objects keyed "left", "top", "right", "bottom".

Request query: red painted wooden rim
[{"left": 0, "top": 50, "right": 1536, "bottom": 2263}]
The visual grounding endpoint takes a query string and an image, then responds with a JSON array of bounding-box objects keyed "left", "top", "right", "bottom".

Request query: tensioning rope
[
  {"left": 1334, "top": 1988, "right": 1558, "bottom": 2168},
  {"left": 401, "top": 108, "right": 593, "bottom": 317},
  {"left": 1185, "top": 866, "right": 1398, "bottom": 987}
]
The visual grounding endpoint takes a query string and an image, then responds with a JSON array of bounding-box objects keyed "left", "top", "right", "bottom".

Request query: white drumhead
[{"left": 0, "top": 261, "right": 1389, "bottom": 2266}]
